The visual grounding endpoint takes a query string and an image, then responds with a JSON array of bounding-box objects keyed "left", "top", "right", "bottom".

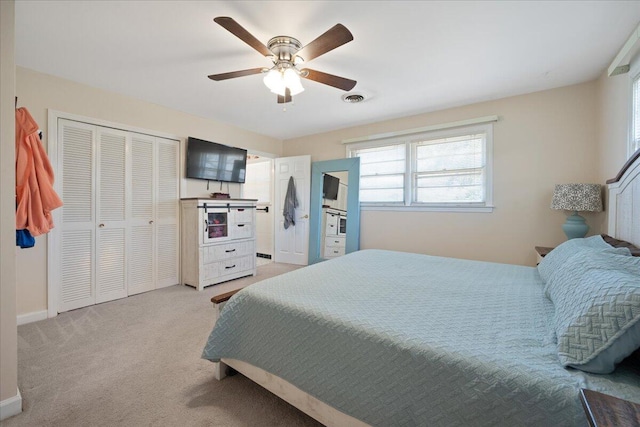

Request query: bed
[{"left": 202, "top": 151, "right": 640, "bottom": 427}]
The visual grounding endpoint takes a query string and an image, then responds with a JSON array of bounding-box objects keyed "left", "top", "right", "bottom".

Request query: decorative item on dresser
[
  {"left": 551, "top": 183, "right": 603, "bottom": 239},
  {"left": 180, "top": 198, "right": 257, "bottom": 291}
]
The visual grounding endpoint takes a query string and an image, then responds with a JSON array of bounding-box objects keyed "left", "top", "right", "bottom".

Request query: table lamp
[{"left": 551, "top": 183, "right": 602, "bottom": 239}]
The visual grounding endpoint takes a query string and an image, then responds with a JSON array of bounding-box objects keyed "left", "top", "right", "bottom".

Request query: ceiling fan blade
[
  {"left": 208, "top": 68, "right": 264, "bottom": 81},
  {"left": 277, "top": 88, "right": 292, "bottom": 104},
  {"left": 214, "top": 17, "right": 271, "bottom": 57},
  {"left": 296, "top": 24, "right": 353, "bottom": 62},
  {"left": 301, "top": 69, "right": 356, "bottom": 91}
]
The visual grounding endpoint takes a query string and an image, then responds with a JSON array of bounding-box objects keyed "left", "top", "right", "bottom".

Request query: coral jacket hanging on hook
[{"left": 15, "top": 107, "right": 63, "bottom": 237}]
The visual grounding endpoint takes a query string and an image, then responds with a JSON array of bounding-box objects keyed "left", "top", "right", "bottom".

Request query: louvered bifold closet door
[
  {"left": 128, "top": 133, "right": 156, "bottom": 295},
  {"left": 155, "top": 138, "right": 180, "bottom": 288},
  {"left": 95, "top": 128, "right": 128, "bottom": 304},
  {"left": 58, "top": 120, "right": 97, "bottom": 312}
]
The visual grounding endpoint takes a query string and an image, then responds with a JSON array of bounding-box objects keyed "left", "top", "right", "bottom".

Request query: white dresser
[
  {"left": 181, "top": 198, "right": 257, "bottom": 290},
  {"left": 322, "top": 208, "right": 346, "bottom": 259}
]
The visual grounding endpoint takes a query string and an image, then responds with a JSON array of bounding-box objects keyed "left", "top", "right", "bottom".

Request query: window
[
  {"left": 632, "top": 73, "right": 640, "bottom": 156},
  {"left": 348, "top": 123, "right": 493, "bottom": 212}
]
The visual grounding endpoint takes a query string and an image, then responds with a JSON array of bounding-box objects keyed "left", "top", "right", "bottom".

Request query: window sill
[{"left": 360, "top": 204, "right": 494, "bottom": 213}]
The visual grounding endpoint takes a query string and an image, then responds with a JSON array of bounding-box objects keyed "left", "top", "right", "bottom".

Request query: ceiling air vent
[{"left": 342, "top": 93, "right": 365, "bottom": 103}]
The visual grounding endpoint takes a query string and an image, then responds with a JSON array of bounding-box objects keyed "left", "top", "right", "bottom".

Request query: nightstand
[
  {"left": 580, "top": 388, "right": 640, "bottom": 427},
  {"left": 534, "top": 246, "right": 554, "bottom": 264}
]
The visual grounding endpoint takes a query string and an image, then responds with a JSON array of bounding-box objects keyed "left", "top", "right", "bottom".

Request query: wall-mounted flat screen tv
[
  {"left": 186, "top": 137, "right": 247, "bottom": 183},
  {"left": 323, "top": 174, "right": 340, "bottom": 200}
]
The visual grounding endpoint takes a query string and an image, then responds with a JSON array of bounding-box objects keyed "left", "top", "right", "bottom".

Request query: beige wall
[
  {"left": 284, "top": 82, "right": 604, "bottom": 266},
  {"left": 15, "top": 67, "right": 282, "bottom": 316},
  {"left": 1, "top": 0, "right": 19, "bottom": 407}
]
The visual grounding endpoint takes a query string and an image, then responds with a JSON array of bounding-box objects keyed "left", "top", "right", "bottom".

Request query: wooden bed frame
[{"left": 209, "top": 149, "right": 640, "bottom": 427}]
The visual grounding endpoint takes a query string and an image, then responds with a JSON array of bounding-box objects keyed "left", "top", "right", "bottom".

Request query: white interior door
[
  {"left": 274, "top": 155, "right": 311, "bottom": 265},
  {"left": 155, "top": 137, "right": 180, "bottom": 288},
  {"left": 95, "top": 128, "right": 128, "bottom": 304},
  {"left": 58, "top": 120, "right": 96, "bottom": 312},
  {"left": 128, "top": 133, "right": 155, "bottom": 295}
]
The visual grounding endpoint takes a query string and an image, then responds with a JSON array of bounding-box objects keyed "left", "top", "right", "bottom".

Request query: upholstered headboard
[{"left": 607, "top": 149, "right": 640, "bottom": 248}]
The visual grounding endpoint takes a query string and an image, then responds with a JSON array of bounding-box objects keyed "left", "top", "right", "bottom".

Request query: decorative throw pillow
[
  {"left": 601, "top": 234, "right": 640, "bottom": 256},
  {"left": 538, "top": 235, "right": 631, "bottom": 293},
  {"left": 548, "top": 250, "right": 640, "bottom": 374}
]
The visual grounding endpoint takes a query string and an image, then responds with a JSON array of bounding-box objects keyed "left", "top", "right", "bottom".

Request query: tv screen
[
  {"left": 323, "top": 174, "right": 340, "bottom": 200},
  {"left": 186, "top": 137, "right": 247, "bottom": 183}
]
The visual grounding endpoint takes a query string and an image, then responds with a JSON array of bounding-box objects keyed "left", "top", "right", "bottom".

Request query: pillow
[
  {"left": 601, "top": 234, "right": 640, "bottom": 257},
  {"left": 548, "top": 250, "right": 640, "bottom": 374},
  {"left": 537, "top": 235, "right": 631, "bottom": 286}
]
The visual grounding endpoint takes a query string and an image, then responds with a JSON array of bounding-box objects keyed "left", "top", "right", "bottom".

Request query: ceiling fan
[{"left": 208, "top": 17, "right": 357, "bottom": 104}]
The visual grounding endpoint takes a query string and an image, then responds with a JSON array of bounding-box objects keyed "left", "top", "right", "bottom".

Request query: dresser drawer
[
  {"left": 230, "top": 222, "right": 253, "bottom": 239},
  {"left": 324, "top": 247, "right": 344, "bottom": 258},
  {"left": 233, "top": 207, "right": 254, "bottom": 224},
  {"left": 203, "top": 261, "right": 219, "bottom": 280},
  {"left": 217, "top": 255, "right": 254, "bottom": 277},
  {"left": 202, "top": 240, "right": 254, "bottom": 264},
  {"left": 325, "top": 236, "right": 345, "bottom": 248},
  {"left": 324, "top": 246, "right": 345, "bottom": 258},
  {"left": 325, "top": 213, "right": 339, "bottom": 235},
  {"left": 212, "top": 240, "right": 253, "bottom": 260}
]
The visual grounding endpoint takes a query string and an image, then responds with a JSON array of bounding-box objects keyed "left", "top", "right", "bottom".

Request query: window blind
[
  {"left": 354, "top": 144, "right": 405, "bottom": 202},
  {"left": 413, "top": 134, "right": 485, "bottom": 203}
]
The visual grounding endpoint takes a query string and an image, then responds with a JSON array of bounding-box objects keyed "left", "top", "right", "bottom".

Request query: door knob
[
  {"left": 300, "top": 214, "right": 309, "bottom": 219},
  {"left": 149, "top": 220, "right": 154, "bottom": 225},
  {"left": 98, "top": 223, "right": 105, "bottom": 228}
]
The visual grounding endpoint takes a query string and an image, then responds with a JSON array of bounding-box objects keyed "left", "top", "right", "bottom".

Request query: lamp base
[{"left": 562, "top": 212, "right": 589, "bottom": 239}]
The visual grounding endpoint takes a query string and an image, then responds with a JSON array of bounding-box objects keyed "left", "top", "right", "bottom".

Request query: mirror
[{"left": 308, "top": 158, "right": 360, "bottom": 264}]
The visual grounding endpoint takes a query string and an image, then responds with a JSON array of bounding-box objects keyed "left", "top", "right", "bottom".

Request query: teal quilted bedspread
[{"left": 202, "top": 249, "right": 640, "bottom": 426}]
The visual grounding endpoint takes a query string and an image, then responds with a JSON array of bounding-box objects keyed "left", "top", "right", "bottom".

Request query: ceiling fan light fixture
[
  {"left": 263, "top": 69, "right": 286, "bottom": 95},
  {"left": 264, "top": 66, "right": 304, "bottom": 96},
  {"left": 283, "top": 68, "right": 304, "bottom": 95}
]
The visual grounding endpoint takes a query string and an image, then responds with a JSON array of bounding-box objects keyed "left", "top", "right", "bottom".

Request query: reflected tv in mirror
[
  {"left": 323, "top": 174, "right": 340, "bottom": 200},
  {"left": 186, "top": 137, "right": 247, "bottom": 183}
]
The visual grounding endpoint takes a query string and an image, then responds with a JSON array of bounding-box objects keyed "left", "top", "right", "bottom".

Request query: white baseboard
[
  {"left": 17, "top": 309, "right": 48, "bottom": 326},
  {"left": 0, "top": 388, "right": 22, "bottom": 421}
]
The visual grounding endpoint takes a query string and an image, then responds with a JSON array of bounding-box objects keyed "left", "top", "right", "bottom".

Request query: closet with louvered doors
[{"left": 54, "top": 118, "right": 179, "bottom": 313}]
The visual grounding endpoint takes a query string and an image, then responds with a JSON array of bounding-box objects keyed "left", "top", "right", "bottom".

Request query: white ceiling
[{"left": 14, "top": 1, "right": 640, "bottom": 140}]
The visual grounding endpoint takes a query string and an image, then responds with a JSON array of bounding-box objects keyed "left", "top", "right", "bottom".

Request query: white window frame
[
  {"left": 630, "top": 58, "right": 640, "bottom": 158},
  {"left": 347, "top": 123, "right": 494, "bottom": 213}
]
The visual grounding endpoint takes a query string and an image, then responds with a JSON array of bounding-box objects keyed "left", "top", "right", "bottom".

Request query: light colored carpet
[{"left": 3, "top": 263, "right": 324, "bottom": 427}]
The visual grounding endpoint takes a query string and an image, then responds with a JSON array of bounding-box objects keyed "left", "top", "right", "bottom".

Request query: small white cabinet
[
  {"left": 181, "top": 198, "right": 257, "bottom": 290},
  {"left": 321, "top": 208, "right": 346, "bottom": 259}
]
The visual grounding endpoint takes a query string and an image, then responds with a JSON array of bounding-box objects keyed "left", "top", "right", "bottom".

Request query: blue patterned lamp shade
[{"left": 551, "top": 184, "right": 602, "bottom": 239}]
